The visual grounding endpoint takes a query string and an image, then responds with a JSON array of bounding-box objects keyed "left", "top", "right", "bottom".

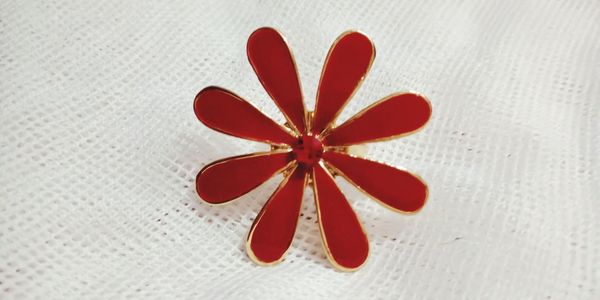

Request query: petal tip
[
  {"left": 325, "top": 245, "right": 369, "bottom": 272},
  {"left": 249, "top": 26, "right": 279, "bottom": 36},
  {"left": 195, "top": 166, "right": 227, "bottom": 204},
  {"left": 338, "top": 30, "right": 374, "bottom": 45},
  {"left": 391, "top": 174, "right": 428, "bottom": 214},
  {"left": 247, "top": 27, "right": 284, "bottom": 51},
  {"left": 384, "top": 91, "right": 433, "bottom": 131},
  {"left": 404, "top": 177, "right": 429, "bottom": 214},
  {"left": 338, "top": 30, "right": 376, "bottom": 59},
  {"left": 245, "top": 240, "right": 286, "bottom": 266},
  {"left": 193, "top": 86, "right": 219, "bottom": 121},
  {"left": 408, "top": 91, "right": 433, "bottom": 123}
]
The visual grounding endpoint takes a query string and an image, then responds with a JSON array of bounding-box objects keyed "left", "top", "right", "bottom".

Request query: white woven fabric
[{"left": 1, "top": 0, "right": 599, "bottom": 299}]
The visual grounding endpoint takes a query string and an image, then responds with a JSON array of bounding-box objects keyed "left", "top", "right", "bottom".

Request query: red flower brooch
[{"left": 194, "top": 28, "right": 431, "bottom": 271}]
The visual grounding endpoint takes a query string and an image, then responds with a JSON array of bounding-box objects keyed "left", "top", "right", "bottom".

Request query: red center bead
[{"left": 292, "top": 134, "right": 324, "bottom": 167}]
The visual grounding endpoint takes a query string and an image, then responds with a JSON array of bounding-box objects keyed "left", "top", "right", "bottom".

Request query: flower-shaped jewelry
[{"left": 194, "top": 28, "right": 431, "bottom": 271}]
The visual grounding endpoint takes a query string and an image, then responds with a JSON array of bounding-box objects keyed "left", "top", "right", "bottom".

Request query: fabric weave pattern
[{"left": 0, "top": 0, "right": 598, "bottom": 299}]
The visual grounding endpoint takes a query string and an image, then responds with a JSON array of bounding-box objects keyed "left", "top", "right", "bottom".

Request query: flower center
[{"left": 292, "top": 134, "right": 324, "bottom": 167}]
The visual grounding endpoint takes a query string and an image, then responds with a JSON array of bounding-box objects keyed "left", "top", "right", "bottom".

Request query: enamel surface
[
  {"left": 194, "top": 86, "right": 297, "bottom": 145},
  {"left": 312, "top": 31, "right": 375, "bottom": 135},
  {"left": 323, "top": 151, "right": 427, "bottom": 212},
  {"left": 196, "top": 152, "right": 293, "bottom": 204},
  {"left": 247, "top": 166, "right": 308, "bottom": 263},
  {"left": 248, "top": 28, "right": 306, "bottom": 133},
  {"left": 312, "top": 163, "right": 369, "bottom": 270},
  {"left": 323, "top": 93, "right": 431, "bottom": 146}
]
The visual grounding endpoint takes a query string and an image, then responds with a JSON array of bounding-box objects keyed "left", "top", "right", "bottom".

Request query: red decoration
[{"left": 194, "top": 27, "right": 432, "bottom": 271}]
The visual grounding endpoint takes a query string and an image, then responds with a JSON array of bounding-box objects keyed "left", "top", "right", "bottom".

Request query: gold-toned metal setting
[
  {"left": 345, "top": 144, "right": 369, "bottom": 157},
  {"left": 305, "top": 111, "right": 314, "bottom": 134}
]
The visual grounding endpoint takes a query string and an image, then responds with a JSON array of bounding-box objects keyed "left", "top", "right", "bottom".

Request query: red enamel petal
[
  {"left": 247, "top": 28, "right": 306, "bottom": 134},
  {"left": 247, "top": 165, "right": 308, "bottom": 264},
  {"left": 323, "top": 92, "right": 431, "bottom": 146},
  {"left": 312, "top": 163, "right": 368, "bottom": 270},
  {"left": 196, "top": 152, "right": 293, "bottom": 204},
  {"left": 323, "top": 151, "right": 427, "bottom": 213},
  {"left": 194, "top": 86, "right": 297, "bottom": 145},
  {"left": 312, "top": 31, "right": 375, "bottom": 135}
]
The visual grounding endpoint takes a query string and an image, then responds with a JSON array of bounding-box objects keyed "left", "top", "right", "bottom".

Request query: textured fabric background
[{"left": 1, "top": 0, "right": 599, "bottom": 299}]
